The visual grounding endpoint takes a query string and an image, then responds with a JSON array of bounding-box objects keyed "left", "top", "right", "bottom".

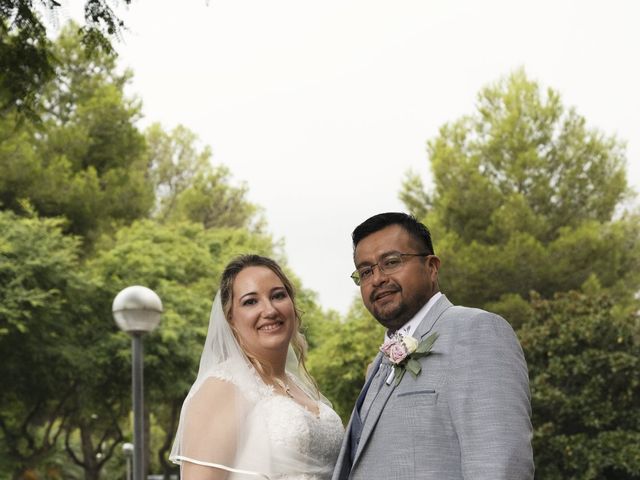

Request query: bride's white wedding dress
[
  {"left": 171, "top": 292, "right": 344, "bottom": 480},
  {"left": 173, "top": 360, "right": 344, "bottom": 480}
]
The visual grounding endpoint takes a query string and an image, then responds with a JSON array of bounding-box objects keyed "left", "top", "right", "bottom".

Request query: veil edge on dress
[{"left": 172, "top": 456, "right": 271, "bottom": 479}]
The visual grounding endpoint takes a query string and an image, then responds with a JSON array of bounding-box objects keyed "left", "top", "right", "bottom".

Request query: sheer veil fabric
[{"left": 170, "top": 293, "right": 336, "bottom": 479}]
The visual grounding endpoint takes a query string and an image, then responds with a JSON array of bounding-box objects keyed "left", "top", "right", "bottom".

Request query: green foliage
[
  {"left": 308, "top": 301, "right": 385, "bottom": 422},
  {"left": 429, "top": 69, "right": 628, "bottom": 240},
  {"left": 0, "top": 23, "right": 153, "bottom": 246},
  {"left": 146, "top": 123, "right": 261, "bottom": 230},
  {"left": 0, "top": 0, "right": 131, "bottom": 119},
  {"left": 0, "top": 25, "right": 284, "bottom": 477},
  {"left": 86, "top": 220, "right": 277, "bottom": 475},
  {"left": 399, "top": 169, "right": 430, "bottom": 220},
  {"left": 400, "top": 69, "right": 640, "bottom": 318},
  {"left": 395, "top": 69, "right": 640, "bottom": 477},
  {"left": 519, "top": 290, "right": 640, "bottom": 479},
  {"left": 83, "top": 220, "right": 218, "bottom": 477},
  {"left": 0, "top": 16, "right": 332, "bottom": 479},
  {"left": 0, "top": 210, "right": 89, "bottom": 476}
]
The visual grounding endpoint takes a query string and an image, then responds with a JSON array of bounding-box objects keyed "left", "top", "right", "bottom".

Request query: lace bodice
[
  {"left": 204, "top": 363, "right": 344, "bottom": 480},
  {"left": 259, "top": 394, "right": 344, "bottom": 480}
]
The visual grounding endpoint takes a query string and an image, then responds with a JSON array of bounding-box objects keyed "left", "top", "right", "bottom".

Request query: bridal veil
[{"left": 170, "top": 292, "right": 331, "bottom": 479}]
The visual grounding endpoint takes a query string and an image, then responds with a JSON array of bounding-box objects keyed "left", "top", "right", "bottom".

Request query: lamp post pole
[
  {"left": 113, "top": 286, "right": 163, "bottom": 480},
  {"left": 132, "top": 332, "right": 144, "bottom": 480}
]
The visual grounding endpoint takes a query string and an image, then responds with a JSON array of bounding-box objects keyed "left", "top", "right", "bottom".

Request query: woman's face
[{"left": 229, "top": 266, "right": 297, "bottom": 361}]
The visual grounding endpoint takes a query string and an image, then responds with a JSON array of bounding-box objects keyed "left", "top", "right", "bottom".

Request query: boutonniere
[{"left": 380, "top": 332, "right": 439, "bottom": 385}]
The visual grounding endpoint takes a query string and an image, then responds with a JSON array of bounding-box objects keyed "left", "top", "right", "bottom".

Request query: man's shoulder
[
  {"left": 440, "top": 302, "right": 514, "bottom": 333},
  {"left": 443, "top": 303, "right": 497, "bottom": 320}
]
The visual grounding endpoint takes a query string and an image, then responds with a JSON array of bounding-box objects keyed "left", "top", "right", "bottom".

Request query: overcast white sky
[{"left": 63, "top": 0, "right": 640, "bottom": 314}]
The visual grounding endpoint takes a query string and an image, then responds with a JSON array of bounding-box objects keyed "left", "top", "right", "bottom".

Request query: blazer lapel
[
  {"left": 352, "top": 359, "right": 397, "bottom": 467},
  {"left": 351, "top": 294, "right": 454, "bottom": 468},
  {"left": 414, "top": 294, "right": 453, "bottom": 340}
]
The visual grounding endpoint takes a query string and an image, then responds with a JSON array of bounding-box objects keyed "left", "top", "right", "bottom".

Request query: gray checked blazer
[{"left": 332, "top": 294, "right": 534, "bottom": 480}]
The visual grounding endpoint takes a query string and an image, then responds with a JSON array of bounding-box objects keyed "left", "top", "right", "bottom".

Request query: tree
[
  {"left": 0, "top": 23, "right": 153, "bottom": 246},
  {"left": 308, "top": 301, "right": 384, "bottom": 422},
  {"left": 146, "top": 123, "right": 260, "bottom": 231},
  {"left": 518, "top": 288, "right": 640, "bottom": 479},
  {"left": 397, "top": 70, "right": 640, "bottom": 477},
  {"left": 1, "top": 0, "right": 132, "bottom": 119},
  {"left": 85, "top": 220, "right": 277, "bottom": 478},
  {"left": 0, "top": 217, "right": 279, "bottom": 480},
  {"left": 0, "top": 210, "right": 88, "bottom": 479},
  {"left": 401, "top": 69, "right": 640, "bottom": 324}
]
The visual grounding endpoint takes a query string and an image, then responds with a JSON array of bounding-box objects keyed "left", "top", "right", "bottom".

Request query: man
[{"left": 332, "top": 212, "right": 534, "bottom": 480}]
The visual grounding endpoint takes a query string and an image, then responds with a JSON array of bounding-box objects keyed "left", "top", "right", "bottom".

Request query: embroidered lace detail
[
  {"left": 203, "top": 360, "right": 344, "bottom": 480},
  {"left": 260, "top": 396, "right": 344, "bottom": 480}
]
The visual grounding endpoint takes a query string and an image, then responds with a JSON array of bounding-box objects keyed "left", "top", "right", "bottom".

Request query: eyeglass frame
[{"left": 350, "top": 252, "right": 432, "bottom": 286}]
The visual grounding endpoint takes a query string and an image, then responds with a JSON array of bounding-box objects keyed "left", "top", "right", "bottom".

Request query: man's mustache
[{"left": 370, "top": 285, "right": 401, "bottom": 303}]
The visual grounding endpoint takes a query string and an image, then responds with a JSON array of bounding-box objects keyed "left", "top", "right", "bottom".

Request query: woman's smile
[{"left": 258, "top": 321, "right": 285, "bottom": 332}]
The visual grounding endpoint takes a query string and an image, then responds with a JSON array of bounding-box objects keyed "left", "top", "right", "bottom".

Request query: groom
[{"left": 332, "top": 212, "right": 534, "bottom": 480}]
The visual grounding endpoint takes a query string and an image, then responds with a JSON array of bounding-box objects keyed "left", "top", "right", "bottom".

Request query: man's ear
[{"left": 428, "top": 255, "right": 441, "bottom": 278}]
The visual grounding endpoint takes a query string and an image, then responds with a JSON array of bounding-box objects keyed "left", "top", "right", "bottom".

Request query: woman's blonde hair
[{"left": 219, "top": 254, "right": 316, "bottom": 391}]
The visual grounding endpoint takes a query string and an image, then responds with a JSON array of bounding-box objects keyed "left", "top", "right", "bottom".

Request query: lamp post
[
  {"left": 113, "top": 286, "right": 163, "bottom": 480},
  {"left": 122, "top": 442, "right": 134, "bottom": 480}
]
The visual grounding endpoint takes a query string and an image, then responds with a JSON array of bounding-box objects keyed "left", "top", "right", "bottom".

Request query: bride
[{"left": 170, "top": 255, "right": 344, "bottom": 479}]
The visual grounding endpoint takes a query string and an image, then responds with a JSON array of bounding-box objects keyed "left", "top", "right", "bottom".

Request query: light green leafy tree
[
  {"left": 85, "top": 220, "right": 277, "bottom": 478},
  {"left": 0, "top": 219, "right": 281, "bottom": 480},
  {"left": 0, "top": 23, "right": 153, "bottom": 247},
  {"left": 397, "top": 69, "right": 640, "bottom": 477},
  {"left": 0, "top": 18, "right": 338, "bottom": 480},
  {"left": 146, "top": 123, "right": 261, "bottom": 231},
  {"left": 401, "top": 69, "right": 640, "bottom": 326}
]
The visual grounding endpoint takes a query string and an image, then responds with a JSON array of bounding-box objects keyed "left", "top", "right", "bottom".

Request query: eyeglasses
[{"left": 350, "top": 252, "right": 431, "bottom": 286}]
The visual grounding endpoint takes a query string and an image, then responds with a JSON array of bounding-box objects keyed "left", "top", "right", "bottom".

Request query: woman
[{"left": 171, "top": 255, "right": 344, "bottom": 479}]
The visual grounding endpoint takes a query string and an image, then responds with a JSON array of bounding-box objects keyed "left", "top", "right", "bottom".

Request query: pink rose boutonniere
[{"left": 380, "top": 332, "right": 439, "bottom": 385}]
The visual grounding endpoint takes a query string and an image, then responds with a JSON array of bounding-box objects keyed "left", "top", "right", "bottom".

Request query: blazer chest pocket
[{"left": 396, "top": 389, "right": 438, "bottom": 406}]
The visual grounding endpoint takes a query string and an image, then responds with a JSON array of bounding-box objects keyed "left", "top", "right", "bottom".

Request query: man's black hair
[{"left": 352, "top": 212, "right": 435, "bottom": 254}]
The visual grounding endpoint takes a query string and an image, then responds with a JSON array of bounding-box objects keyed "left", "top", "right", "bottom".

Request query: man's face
[{"left": 354, "top": 224, "right": 440, "bottom": 331}]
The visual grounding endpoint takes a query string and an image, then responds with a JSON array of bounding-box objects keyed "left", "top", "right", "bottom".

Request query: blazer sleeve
[{"left": 447, "top": 311, "right": 534, "bottom": 479}]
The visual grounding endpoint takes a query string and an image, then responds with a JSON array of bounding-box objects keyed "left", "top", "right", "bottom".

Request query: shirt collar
[{"left": 385, "top": 291, "right": 442, "bottom": 340}]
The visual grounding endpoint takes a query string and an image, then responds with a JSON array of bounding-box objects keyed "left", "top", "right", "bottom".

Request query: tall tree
[
  {"left": 401, "top": 69, "right": 640, "bottom": 323},
  {"left": 396, "top": 69, "right": 640, "bottom": 478},
  {"left": 0, "top": 22, "right": 153, "bottom": 246}
]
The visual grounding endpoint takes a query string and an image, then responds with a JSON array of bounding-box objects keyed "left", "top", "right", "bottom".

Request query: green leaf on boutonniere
[
  {"left": 415, "top": 332, "right": 439, "bottom": 354},
  {"left": 406, "top": 358, "right": 422, "bottom": 377}
]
